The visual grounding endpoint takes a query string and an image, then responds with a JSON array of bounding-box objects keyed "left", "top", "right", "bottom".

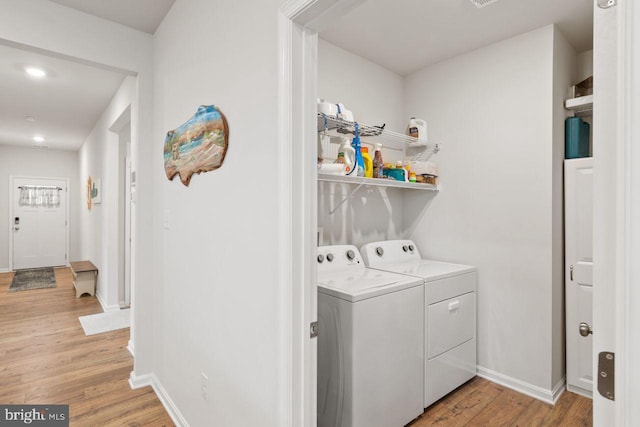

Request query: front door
[{"left": 12, "top": 177, "right": 68, "bottom": 270}]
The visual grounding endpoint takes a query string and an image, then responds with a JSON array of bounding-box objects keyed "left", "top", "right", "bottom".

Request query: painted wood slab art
[{"left": 164, "top": 105, "right": 229, "bottom": 186}]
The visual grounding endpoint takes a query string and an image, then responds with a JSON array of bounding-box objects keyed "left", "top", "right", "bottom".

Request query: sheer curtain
[{"left": 18, "top": 186, "right": 61, "bottom": 208}]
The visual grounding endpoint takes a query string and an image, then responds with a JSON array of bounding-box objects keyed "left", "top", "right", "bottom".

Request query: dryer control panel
[{"left": 361, "top": 240, "right": 421, "bottom": 266}]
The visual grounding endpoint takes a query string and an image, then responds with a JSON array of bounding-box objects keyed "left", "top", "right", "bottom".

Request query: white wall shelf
[
  {"left": 565, "top": 95, "right": 593, "bottom": 117},
  {"left": 318, "top": 173, "right": 439, "bottom": 191},
  {"left": 317, "top": 113, "right": 439, "bottom": 161},
  {"left": 318, "top": 173, "right": 438, "bottom": 215}
]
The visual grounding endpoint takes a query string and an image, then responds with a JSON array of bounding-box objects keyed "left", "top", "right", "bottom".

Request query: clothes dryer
[
  {"left": 361, "top": 240, "right": 477, "bottom": 408},
  {"left": 317, "top": 245, "right": 424, "bottom": 427}
]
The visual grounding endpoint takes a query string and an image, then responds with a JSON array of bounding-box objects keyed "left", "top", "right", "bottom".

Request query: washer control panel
[{"left": 317, "top": 245, "right": 364, "bottom": 273}]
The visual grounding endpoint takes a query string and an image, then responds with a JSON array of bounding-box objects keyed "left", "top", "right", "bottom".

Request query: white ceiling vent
[{"left": 468, "top": 0, "right": 500, "bottom": 8}]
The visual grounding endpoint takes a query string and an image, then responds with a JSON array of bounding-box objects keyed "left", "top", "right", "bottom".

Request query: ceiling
[
  {"left": 1, "top": 0, "right": 592, "bottom": 151},
  {"left": 320, "top": 0, "right": 593, "bottom": 76},
  {"left": 48, "top": 0, "right": 175, "bottom": 34},
  {"left": 0, "top": 0, "right": 176, "bottom": 152},
  {"left": 0, "top": 44, "right": 128, "bottom": 151}
]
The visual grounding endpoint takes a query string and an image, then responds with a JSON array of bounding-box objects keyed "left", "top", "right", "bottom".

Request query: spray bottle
[{"left": 352, "top": 123, "right": 365, "bottom": 177}]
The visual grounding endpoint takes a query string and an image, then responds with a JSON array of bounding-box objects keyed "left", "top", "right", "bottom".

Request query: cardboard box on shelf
[{"left": 568, "top": 76, "right": 593, "bottom": 98}]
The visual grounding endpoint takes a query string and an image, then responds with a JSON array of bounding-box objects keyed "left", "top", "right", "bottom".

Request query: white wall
[
  {"left": 318, "top": 39, "right": 405, "bottom": 133},
  {"left": 403, "top": 25, "right": 567, "bottom": 394},
  {"left": 153, "top": 0, "right": 287, "bottom": 425},
  {"left": 552, "top": 27, "right": 577, "bottom": 388},
  {"left": 576, "top": 49, "right": 593, "bottom": 83},
  {"left": 0, "top": 145, "right": 79, "bottom": 271},
  {"left": 317, "top": 39, "right": 409, "bottom": 247},
  {"left": 78, "top": 76, "right": 134, "bottom": 310},
  {"left": 0, "top": 0, "right": 155, "bottom": 378}
]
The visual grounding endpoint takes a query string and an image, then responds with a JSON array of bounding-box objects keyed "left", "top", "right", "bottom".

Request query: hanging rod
[{"left": 18, "top": 185, "right": 63, "bottom": 190}]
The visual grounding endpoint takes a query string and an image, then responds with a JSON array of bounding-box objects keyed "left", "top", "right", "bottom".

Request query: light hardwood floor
[
  {"left": 1, "top": 267, "right": 592, "bottom": 426},
  {"left": 411, "top": 377, "right": 592, "bottom": 427},
  {"left": 0, "top": 267, "right": 173, "bottom": 426}
]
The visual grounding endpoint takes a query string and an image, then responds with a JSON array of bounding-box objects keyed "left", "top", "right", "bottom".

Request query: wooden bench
[{"left": 70, "top": 261, "right": 98, "bottom": 298}]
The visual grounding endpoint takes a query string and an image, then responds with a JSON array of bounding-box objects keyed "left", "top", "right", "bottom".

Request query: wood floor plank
[
  {"left": 0, "top": 269, "right": 173, "bottom": 426},
  {"left": 410, "top": 378, "right": 592, "bottom": 426}
]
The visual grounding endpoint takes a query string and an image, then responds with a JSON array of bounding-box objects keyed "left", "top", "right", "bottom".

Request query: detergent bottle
[
  {"left": 337, "top": 137, "right": 356, "bottom": 175},
  {"left": 408, "top": 117, "right": 428, "bottom": 141},
  {"left": 361, "top": 146, "right": 373, "bottom": 178}
]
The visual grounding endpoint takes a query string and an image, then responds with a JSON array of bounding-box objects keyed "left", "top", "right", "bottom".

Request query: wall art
[
  {"left": 86, "top": 177, "right": 92, "bottom": 210},
  {"left": 163, "top": 105, "right": 229, "bottom": 186}
]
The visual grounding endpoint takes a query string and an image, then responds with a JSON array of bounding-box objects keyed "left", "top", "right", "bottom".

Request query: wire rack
[{"left": 317, "top": 113, "right": 439, "bottom": 162}]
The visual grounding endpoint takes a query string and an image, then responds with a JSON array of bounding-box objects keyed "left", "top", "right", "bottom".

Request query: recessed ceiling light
[
  {"left": 33, "top": 135, "right": 45, "bottom": 142},
  {"left": 468, "top": 0, "right": 500, "bottom": 8},
  {"left": 25, "top": 67, "right": 46, "bottom": 78},
  {"left": 24, "top": 115, "right": 36, "bottom": 122}
]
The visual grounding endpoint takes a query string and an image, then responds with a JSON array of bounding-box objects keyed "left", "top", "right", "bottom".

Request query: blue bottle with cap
[{"left": 352, "top": 123, "right": 365, "bottom": 177}]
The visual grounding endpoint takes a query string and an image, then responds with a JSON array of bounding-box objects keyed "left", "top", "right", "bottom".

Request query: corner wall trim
[
  {"left": 129, "top": 372, "right": 188, "bottom": 426},
  {"left": 477, "top": 366, "right": 566, "bottom": 404}
]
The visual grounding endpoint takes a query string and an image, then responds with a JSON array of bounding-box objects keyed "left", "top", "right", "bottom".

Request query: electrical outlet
[{"left": 201, "top": 372, "right": 208, "bottom": 400}]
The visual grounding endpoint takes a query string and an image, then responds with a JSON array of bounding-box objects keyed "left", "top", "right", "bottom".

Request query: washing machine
[
  {"left": 361, "top": 240, "right": 477, "bottom": 408},
  {"left": 316, "top": 245, "right": 424, "bottom": 427}
]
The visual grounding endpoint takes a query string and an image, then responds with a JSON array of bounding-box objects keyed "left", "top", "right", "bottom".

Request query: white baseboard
[
  {"left": 477, "top": 366, "right": 566, "bottom": 404},
  {"left": 127, "top": 340, "right": 134, "bottom": 357},
  {"left": 96, "top": 292, "right": 120, "bottom": 312},
  {"left": 567, "top": 383, "right": 593, "bottom": 399},
  {"left": 129, "top": 372, "right": 188, "bottom": 427},
  {"left": 0, "top": 268, "right": 10, "bottom": 273}
]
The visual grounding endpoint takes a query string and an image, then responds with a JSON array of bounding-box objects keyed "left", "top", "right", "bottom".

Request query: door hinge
[
  {"left": 310, "top": 321, "right": 319, "bottom": 338},
  {"left": 65, "top": 254, "right": 67, "bottom": 260},
  {"left": 598, "top": 352, "right": 615, "bottom": 401}
]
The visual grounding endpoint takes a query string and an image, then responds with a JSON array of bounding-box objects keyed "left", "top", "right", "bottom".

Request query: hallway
[{"left": 0, "top": 268, "right": 172, "bottom": 426}]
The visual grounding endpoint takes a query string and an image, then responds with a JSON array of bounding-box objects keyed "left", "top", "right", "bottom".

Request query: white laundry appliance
[
  {"left": 316, "top": 245, "right": 424, "bottom": 427},
  {"left": 360, "top": 240, "right": 477, "bottom": 408}
]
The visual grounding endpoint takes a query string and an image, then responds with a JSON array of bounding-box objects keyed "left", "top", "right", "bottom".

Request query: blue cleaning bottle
[{"left": 352, "top": 123, "right": 365, "bottom": 177}]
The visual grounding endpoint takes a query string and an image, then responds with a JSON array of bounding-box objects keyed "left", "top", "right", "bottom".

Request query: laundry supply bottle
[
  {"left": 337, "top": 137, "right": 356, "bottom": 175},
  {"left": 408, "top": 117, "right": 428, "bottom": 141},
  {"left": 352, "top": 123, "right": 365, "bottom": 177},
  {"left": 361, "top": 146, "right": 373, "bottom": 178},
  {"left": 395, "top": 161, "right": 406, "bottom": 181},
  {"left": 373, "top": 143, "right": 384, "bottom": 178}
]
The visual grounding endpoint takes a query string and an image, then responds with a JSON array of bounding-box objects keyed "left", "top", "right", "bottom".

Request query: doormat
[
  {"left": 79, "top": 309, "right": 130, "bottom": 336},
  {"left": 8, "top": 267, "right": 57, "bottom": 292}
]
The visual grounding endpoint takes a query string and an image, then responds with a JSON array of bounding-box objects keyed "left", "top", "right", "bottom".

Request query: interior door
[
  {"left": 592, "top": 0, "right": 618, "bottom": 422},
  {"left": 565, "top": 158, "right": 594, "bottom": 397},
  {"left": 12, "top": 177, "right": 67, "bottom": 270}
]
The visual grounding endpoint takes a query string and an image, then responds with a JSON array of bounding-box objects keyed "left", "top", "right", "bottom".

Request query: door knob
[{"left": 579, "top": 322, "right": 593, "bottom": 337}]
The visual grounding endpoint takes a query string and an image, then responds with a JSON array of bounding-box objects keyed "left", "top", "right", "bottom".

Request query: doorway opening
[{"left": 110, "top": 106, "right": 132, "bottom": 309}]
